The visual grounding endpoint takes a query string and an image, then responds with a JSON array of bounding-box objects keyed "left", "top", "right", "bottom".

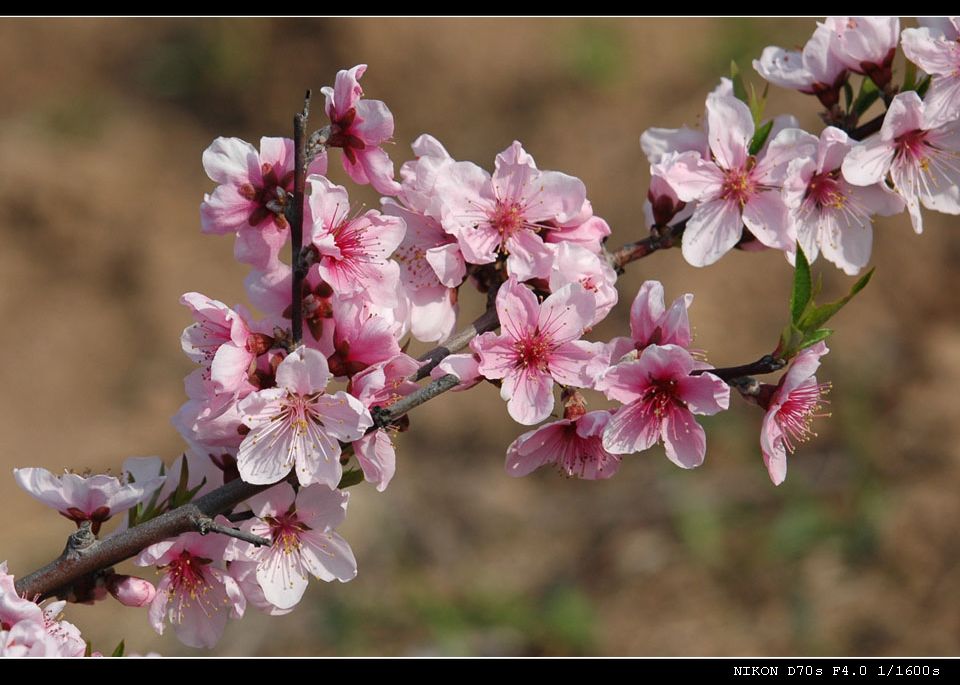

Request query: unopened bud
[{"left": 107, "top": 575, "right": 157, "bottom": 608}]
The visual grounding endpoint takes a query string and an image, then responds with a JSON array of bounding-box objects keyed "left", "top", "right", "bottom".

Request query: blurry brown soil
[{"left": 0, "top": 18, "right": 958, "bottom": 656}]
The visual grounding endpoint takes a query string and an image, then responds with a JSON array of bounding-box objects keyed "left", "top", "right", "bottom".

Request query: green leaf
[
  {"left": 747, "top": 82, "right": 768, "bottom": 127},
  {"left": 730, "top": 60, "right": 748, "bottom": 103},
  {"left": 852, "top": 77, "right": 880, "bottom": 117},
  {"left": 111, "top": 640, "right": 125, "bottom": 658},
  {"left": 777, "top": 323, "right": 805, "bottom": 359},
  {"left": 917, "top": 74, "right": 932, "bottom": 98},
  {"left": 800, "top": 328, "right": 833, "bottom": 349},
  {"left": 748, "top": 119, "right": 774, "bottom": 156},
  {"left": 790, "top": 244, "right": 813, "bottom": 324},
  {"left": 903, "top": 59, "right": 917, "bottom": 92},
  {"left": 842, "top": 81, "right": 854, "bottom": 112},
  {"left": 338, "top": 469, "right": 364, "bottom": 489},
  {"left": 84, "top": 640, "right": 93, "bottom": 658},
  {"left": 797, "top": 268, "right": 874, "bottom": 332}
]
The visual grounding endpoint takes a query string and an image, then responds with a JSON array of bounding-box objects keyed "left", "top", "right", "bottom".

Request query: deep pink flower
[
  {"left": 326, "top": 298, "right": 403, "bottom": 379},
  {"left": 438, "top": 141, "right": 586, "bottom": 280},
  {"left": 13, "top": 467, "right": 164, "bottom": 534},
  {"left": 225, "top": 483, "right": 357, "bottom": 611},
  {"left": 901, "top": 20, "right": 960, "bottom": 128},
  {"left": 783, "top": 127, "right": 904, "bottom": 275},
  {"left": 759, "top": 342, "right": 831, "bottom": 486},
  {"left": 842, "top": 91, "right": 960, "bottom": 234},
  {"left": 471, "top": 278, "right": 604, "bottom": 425},
  {"left": 506, "top": 410, "right": 620, "bottom": 479},
  {"left": 136, "top": 527, "right": 245, "bottom": 649},
  {"left": 656, "top": 92, "right": 816, "bottom": 266},
  {"left": 754, "top": 22, "right": 849, "bottom": 106},
  {"left": 349, "top": 354, "right": 420, "bottom": 491},
  {"left": 307, "top": 175, "right": 406, "bottom": 307},
  {"left": 237, "top": 346, "right": 372, "bottom": 489},
  {"left": 200, "top": 136, "right": 327, "bottom": 269},
  {"left": 597, "top": 345, "right": 729, "bottom": 468},
  {"left": 824, "top": 17, "right": 900, "bottom": 88},
  {"left": 606, "top": 280, "right": 694, "bottom": 363},
  {"left": 322, "top": 64, "right": 402, "bottom": 196}
]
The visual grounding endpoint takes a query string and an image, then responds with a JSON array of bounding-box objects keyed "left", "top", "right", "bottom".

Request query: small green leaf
[
  {"left": 853, "top": 77, "right": 880, "bottom": 117},
  {"left": 84, "top": 640, "right": 93, "bottom": 657},
  {"left": 338, "top": 469, "right": 364, "bottom": 489},
  {"left": 790, "top": 244, "right": 813, "bottom": 325},
  {"left": 800, "top": 328, "right": 833, "bottom": 349},
  {"left": 747, "top": 82, "right": 768, "bottom": 127},
  {"left": 797, "top": 268, "right": 874, "bottom": 332},
  {"left": 777, "top": 323, "right": 805, "bottom": 359},
  {"left": 842, "top": 81, "right": 854, "bottom": 111},
  {"left": 748, "top": 119, "right": 774, "bottom": 156},
  {"left": 111, "top": 640, "right": 125, "bottom": 658},
  {"left": 903, "top": 59, "right": 917, "bottom": 92},
  {"left": 730, "top": 61, "right": 748, "bottom": 103},
  {"left": 917, "top": 74, "right": 932, "bottom": 98}
]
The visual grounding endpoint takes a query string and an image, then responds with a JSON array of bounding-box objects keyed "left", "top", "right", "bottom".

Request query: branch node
[{"left": 195, "top": 516, "right": 271, "bottom": 548}]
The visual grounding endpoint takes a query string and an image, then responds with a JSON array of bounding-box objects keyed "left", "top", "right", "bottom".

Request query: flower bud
[{"left": 107, "top": 574, "right": 157, "bottom": 608}]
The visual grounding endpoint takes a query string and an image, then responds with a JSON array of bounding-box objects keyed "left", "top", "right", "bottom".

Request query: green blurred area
[{"left": 0, "top": 18, "right": 958, "bottom": 656}]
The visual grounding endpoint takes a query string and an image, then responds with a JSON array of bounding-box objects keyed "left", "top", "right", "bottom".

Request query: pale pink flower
[
  {"left": 13, "top": 467, "right": 164, "bottom": 534},
  {"left": 180, "top": 293, "right": 273, "bottom": 394},
  {"left": 228, "top": 561, "right": 293, "bottom": 617},
  {"left": 824, "top": 17, "right": 900, "bottom": 88},
  {"left": 901, "top": 20, "right": 960, "bottom": 128},
  {"left": 237, "top": 346, "right": 372, "bottom": 488},
  {"left": 541, "top": 199, "right": 612, "bottom": 254},
  {"left": 0, "top": 620, "right": 63, "bottom": 657},
  {"left": 606, "top": 280, "right": 694, "bottom": 364},
  {"left": 783, "top": 127, "right": 904, "bottom": 275},
  {"left": 548, "top": 242, "right": 618, "bottom": 327},
  {"left": 429, "top": 353, "right": 482, "bottom": 391},
  {"left": 598, "top": 345, "right": 729, "bottom": 468},
  {"left": 225, "top": 484, "right": 357, "bottom": 611},
  {"left": 326, "top": 299, "right": 403, "bottom": 379},
  {"left": 471, "top": 278, "right": 605, "bottom": 425},
  {"left": 307, "top": 175, "right": 406, "bottom": 307},
  {"left": 754, "top": 22, "right": 849, "bottom": 106},
  {"left": 200, "top": 136, "right": 327, "bottom": 269},
  {"left": 656, "top": 92, "right": 816, "bottom": 266},
  {"left": 642, "top": 121, "right": 709, "bottom": 229},
  {"left": 0, "top": 561, "right": 43, "bottom": 629},
  {"left": 841, "top": 91, "right": 960, "bottom": 234},
  {"left": 322, "top": 64, "right": 402, "bottom": 196},
  {"left": 172, "top": 389, "right": 247, "bottom": 458},
  {"left": 438, "top": 141, "right": 586, "bottom": 280},
  {"left": 136, "top": 528, "right": 245, "bottom": 649},
  {"left": 349, "top": 354, "right": 420, "bottom": 491},
  {"left": 759, "top": 342, "right": 831, "bottom": 486},
  {"left": 38, "top": 601, "right": 85, "bottom": 657},
  {"left": 506, "top": 410, "right": 620, "bottom": 479}
]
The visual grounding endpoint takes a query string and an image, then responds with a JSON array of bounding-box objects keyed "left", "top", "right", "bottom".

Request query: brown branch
[
  {"left": 609, "top": 220, "right": 686, "bottom": 271},
  {"left": 414, "top": 307, "right": 499, "bottom": 381},
  {"left": 692, "top": 354, "right": 786, "bottom": 381},
  {"left": 289, "top": 91, "right": 311, "bottom": 346},
  {"left": 848, "top": 112, "right": 884, "bottom": 141}
]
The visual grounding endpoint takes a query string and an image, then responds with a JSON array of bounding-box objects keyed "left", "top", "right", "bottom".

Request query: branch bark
[{"left": 288, "top": 91, "right": 311, "bottom": 346}]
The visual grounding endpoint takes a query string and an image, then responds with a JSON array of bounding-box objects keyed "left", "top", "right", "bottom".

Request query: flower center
[
  {"left": 776, "top": 379, "right": 831, "bottom": 453},
  {"left": 165, "top": 551, "right": 212, "bottom": 600},
  {"left": 514, "top": 332, "right": 550, "bottom": 371},
  {"left": 806, "top": 170, "right": 847, "bottom": 210},
  {"left": 720, "top": 164, "right": 757, "bottom": 206},
  {"left": 490, "top": 200, "right": 526, "bottom": 242},
  {"left": 238, "top": 162, "right": 295, "bottom": 229},
  {"left": 894, "top": 129, "right": 931, "bottom": 165},
  {"left": 643, "top": 377, "right": 682, "bottom": 417},
  {"left": 265, "top": 513, "right": 310, "bottom": 555}
]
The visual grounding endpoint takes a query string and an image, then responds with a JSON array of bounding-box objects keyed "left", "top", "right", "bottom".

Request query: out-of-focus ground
[{"left": 1, "top": 18, "right": 958, "bottom": 656}]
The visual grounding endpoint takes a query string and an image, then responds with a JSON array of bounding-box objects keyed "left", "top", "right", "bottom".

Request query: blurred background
[{"left": 1, "top": 17, "right": 958, "bottom": 656}]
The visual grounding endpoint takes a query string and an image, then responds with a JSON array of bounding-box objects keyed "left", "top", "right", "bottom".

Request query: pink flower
[
  {"left": 656, "top": 92, "right": 815, "bottom": 266},
  {"left": 307, "top": 175, "right": 406, "bottom": 307},
  {"left": 783, "top": 127, "right": 904, "bottom": 275},
  {"left": 597, "top": 345, "right": 729, "bottom": 468},
  {"left": 548, "top": 242, "right": 618, "bottom": 327},
  {"left": 135, "top": 527, "right": 245, "bottom": 649},
  {"left": 541, "top": 199, "right": 612, "bottom": 254},
  {"left": 0, "top": 620, "right": 63, "bottom": 657},
  {"left": 429, "top": 353, "right": 482, "bottom": 391},
  {"left": 225, "top": 483, "right": 357, "bottom": 611},
  {"left": 180, "top": 293, "right": 273, "bottom": 394},
  {"left": 506, "top": 410, "right": 620, "bottom": 479},
  {"left": 754, "top": 22, "right": 849, "bottom": 107},
  {"left": 237, "top": 346, "right": 372, "bottom": 489},
  {"left": 471, "top": 278, "right": 604, "bottom": 425},
  {"left": 841, "top": 91, "right": 960, "bottom": 234},
  {"left": 1, "top": 561, "right": 43, "bottom": 629},
  {"left": 349, "top": 354, "right": 420, "bottom": 491},
  {"left": 438, "top": 141, "right": 586, "bottom": 280},
  {"left": 107, "top": 575, "right": 157, "bottom": 608},
  {"left": 901, "top": 20, "right": 960, "bottom": 128},
  {"left": 200, "top": 136, "right": 327, "bottom": 269},
  {"left": 759, "top": 342, "right": 831, "bottom": 486},
  {"left": 606, "top": 280, "right": 694, "bottom": 363},
  {"left": 824, "top": 17, "right": 900, "bottom": 88},
  {"left": 13, "top": 467, "right": 164, "bottom": 534},
  {"left": 322, "top": 64, "right": 402, "bottom": 196},
  {"left": 326, "top": 299, "right": 403, "bottom": 379}
]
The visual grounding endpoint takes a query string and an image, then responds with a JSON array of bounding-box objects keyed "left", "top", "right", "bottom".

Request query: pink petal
[
  {"left": 200, "top": 184, "right": 255, "bottom": 235},
  {"left": 502, "top": 367, "right": 555, "bottom": 426},
  {"left": 677, "top": 372, "right": 730, "bottom": 415},
  {"left": 661, "top": 406, "right": 707, "bottom": 468},
  {"left": 353, "top": 430, "right": 396, "bottom": 492},
  {"left": 841, "top": 136, "right": 896, "bottom": 186},
  {"left": 549, "top": 340, "right": 606, "bottom": 388},
  {"left": 496, "top": 278, "right": 539, "bottom": 341},
  {"left": 655, "top": 150, "right": 724, "bottom": 203},
  {"left": 706, "top": 92, "right": 753, "bottom": 170},
  {"left": 299, "top": 529, "right": 358, "bottom": 582},
  {"left": 681, "top": 198, "right": 744, "bottom": 266},
  {"left": 602, "top": 401, "right": 660, "bottom": 455},
  {"left": 202, "top": 137, "right": 259, "bottom": 185},
  {"left": 425, "top": 243, "right": 466, "bottom": 288},
  {"left": 630, "top": 281, "right": 666, "bottom": 345},
  {"left": 742, "top": 191, "right": 791, "bottom": 250},
  {"left": 537, "top": 283, "right": 595, "bottom": 344},
  {"left": 473, "top": 332, "right": 517, "bottom": 380},
  {"left": 275, "top": 347, "right": 331, "bottom": 396},
  {"left": 313, "top": 391, "right": 373, "bottom": 443}
]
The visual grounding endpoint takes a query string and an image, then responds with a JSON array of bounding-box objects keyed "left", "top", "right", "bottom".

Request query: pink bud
[{"left": 107, "top": 575, "right": 156, "bottom": 608}]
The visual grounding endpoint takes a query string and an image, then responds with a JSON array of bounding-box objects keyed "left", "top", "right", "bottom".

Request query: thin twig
[
  {"left": 692, "top": 354, "right": 786, "bottom": 381},
  {"left": 195, "top": 517, "right": 271, "bottom": 548},
  {"left": 288, "top": 90, "right": 311, "bottom": 346},
  {"left": 609, "top": 220, "right": 686, "bottom": 271}
]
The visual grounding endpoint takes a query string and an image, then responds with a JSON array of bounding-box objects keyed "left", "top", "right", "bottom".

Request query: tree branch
[
  {"left": 692, "top": 354, "right": 786, "bottom": 381},
  {"left": 288, "top": 90, "right": 311, "bottom": 347},
  {"left": 609, "top": 220, "right": 686, "bottom": 271}
]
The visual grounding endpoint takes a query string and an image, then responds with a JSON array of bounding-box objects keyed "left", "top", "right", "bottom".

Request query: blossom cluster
[{"left": 5, "top": 17, "right": 960, "bottom": 656}]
